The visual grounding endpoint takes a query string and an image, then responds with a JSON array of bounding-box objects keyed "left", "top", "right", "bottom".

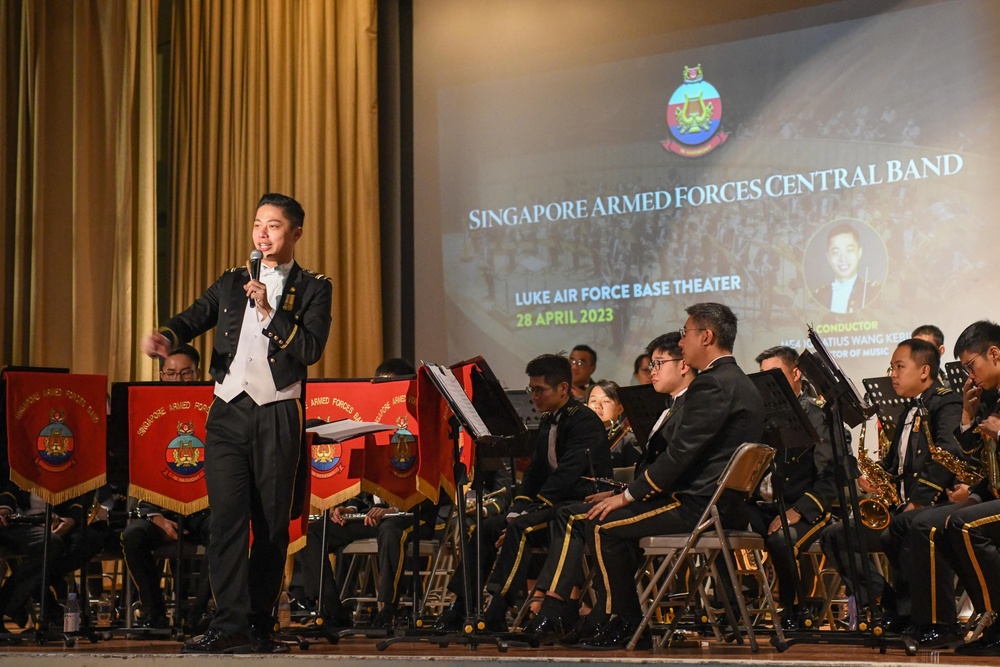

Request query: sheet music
[
  {"left": 306, "top": 420, "right": 396, "bottom": 442},
  {"left": 423, "top": 362, "right": 492, "bottom": 440}
]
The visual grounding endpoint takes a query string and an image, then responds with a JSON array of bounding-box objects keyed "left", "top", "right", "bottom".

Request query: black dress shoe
[
  {"left": 367, "top": 607, "right": 397, "bottom": 632},
  {"left": 134, "top": 614, "right": 170, "bottom": 630},
  {"left": 181, "top": 628, "right": 253, "bottom": 654},
  {"left": 956, "top": 626, "right": 1000, "bottom": 656},
  {"left": 581, "top": 616, "right": 652, "bottom": 650},
  {"left": 247, "top": 615, "right": 290, "bottom": 654},
  {"left": 906, "top": 623, "right": 960, "bottom": 647},
  {"left": 561, "top": 617, "right": 610, "bottom": 646},
  {"left": 432, "top": 606, "right": 465, "bottom": 633},
  {"left": 522, "top": 613, "right": 564, "bottom": 647}
]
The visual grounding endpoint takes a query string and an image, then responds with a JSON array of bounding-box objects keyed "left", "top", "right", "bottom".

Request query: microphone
[{"left": 249, "top": 249, "right": 263, "bottom": 306}]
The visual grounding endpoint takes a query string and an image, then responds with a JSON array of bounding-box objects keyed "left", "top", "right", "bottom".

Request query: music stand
[
  {"left": 861, "top": 377, "right": 908, "bottom": 437},
  {"left": 793, "top": 327, "right": 916, "bottom": 655},
  {"left": 617, "top": 384, "right": 668, "bottom": 453},
  {"left": 375, "top": 360, "right": 511, "bottom": 652},
  {"left": 944, "top": 361, "right": 968, "bottom": 394},
  {"left": 748, "top": 369, "right": 819, "bottom": 636}
]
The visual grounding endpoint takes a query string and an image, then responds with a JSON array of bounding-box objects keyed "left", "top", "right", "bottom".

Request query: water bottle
[
  {"left": 96, "top": 593, "right": 113, "bottom": 628},
  {"left": 277, "top": 591, "right": 291, "bottom": 630},
  {"left": 64, "top": 593, "right": 81, "bottom": 633}
]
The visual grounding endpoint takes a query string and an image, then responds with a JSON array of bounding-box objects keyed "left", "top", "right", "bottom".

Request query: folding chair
[{"left": 628, "top": 442, "right": 784, "bottom": 651}]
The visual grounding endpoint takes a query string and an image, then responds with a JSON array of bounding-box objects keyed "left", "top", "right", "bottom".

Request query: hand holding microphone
[{"left": 245, "top": 249, "right": 270, "bottom": 315}]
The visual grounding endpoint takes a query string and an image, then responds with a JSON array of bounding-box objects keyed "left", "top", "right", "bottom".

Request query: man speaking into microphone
[{"left": 141, "top": 193, "right": 332, "bottom": 653}]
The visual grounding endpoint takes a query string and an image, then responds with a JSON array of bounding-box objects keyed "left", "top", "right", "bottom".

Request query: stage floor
[{"left": 1, "top": 628, "right": 996, "bottom": 667}]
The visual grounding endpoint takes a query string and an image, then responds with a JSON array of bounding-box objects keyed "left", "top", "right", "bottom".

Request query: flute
[
  {"left": 339, "top": 510, "right": 413, "bottom": 523},
  {"left": 581, "top": 476, "right": 627, "bottom": 491}
]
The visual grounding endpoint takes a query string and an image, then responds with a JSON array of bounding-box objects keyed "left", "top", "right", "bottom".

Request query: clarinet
[
  {"left": 340, "top": 510, "right": 413, "bottom": 523},
  {"left": 581, "top": 476, "right": 628, "bottom": 492}
]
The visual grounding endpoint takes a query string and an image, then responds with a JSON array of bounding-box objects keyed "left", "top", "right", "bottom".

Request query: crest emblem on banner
[
  {"left": 311, "top": 440, "right": 344, "bottom": 479},
  {"left": 163, "top": 421, "right": 205, "bottom": 483},
  {"left": 662, "top": 64, "right": 729, "bottom": 158},
  {"left": 390, "top": 416, "right": 417, "bottom": 477},
  {"left": 36, "top": 409, "right": 76, "bottom": 472}
]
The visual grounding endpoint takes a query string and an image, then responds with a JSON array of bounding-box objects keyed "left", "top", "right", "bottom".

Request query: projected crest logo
[{"left": 663, "top": 64, "right": 729, "bottom": 158}]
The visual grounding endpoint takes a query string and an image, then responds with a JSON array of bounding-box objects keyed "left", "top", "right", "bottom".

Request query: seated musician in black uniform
[
  {"left": 581, "top": 302, "right": 765, "bottom": 649},
  {"left": 0, "top": 481, "right": 85, "bottom": 626},
  {"left": 587, "top": 380, "right": 643, "bottom": 469},
  {"left": 820, "top": 338, "right": 961, "bottom": 632},
  {"left": 480, "top": 353, "right": 610, "bottom": 631},
  {"left": 887, "top": 321, "right": 1000, "bottom": 652},
  {"left": 750, "top": 346, "right": 839, "bottom": 630},
  {"left": 121, "top": 344, "right": 213, "bottom": 629},
  {"left": 431, "top": 465, "right": 512, "bottom": 632},
  {"left": 519, "top": 331, "right": 695, "bottom": 645}
]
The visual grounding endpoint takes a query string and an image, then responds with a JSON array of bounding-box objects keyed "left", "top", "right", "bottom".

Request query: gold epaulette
[
  {"left": 936, "top": 386, "right": 953, "bottom": 395},
  {"left": 566, "top": 404, "right": 580, "bottom": 416},
  {"left": 226, "top": 266, "right": 244, "bottom": 273},
  {"left": 302, "top": 268, "right": 332, "bottom": 282}
]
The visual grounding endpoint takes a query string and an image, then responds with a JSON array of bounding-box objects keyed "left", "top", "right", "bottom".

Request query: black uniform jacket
[
  {"left": 776, "top": 396, "right": 839, "bottom": 524},
  {"left": 956, "top": 392, "right": 1000, "bottom": 500},
  {"left": 511, "top": 397, "right": 610, "bottom": 513},
  {"left": 158, "top": 262, "right": 333, "bottom": 389},
  {"left": 634, "top": 392, "right": 686, "bottom": 482},
  {"left": 628, "top": 356, "right": 765, "bottom": 503},
  {"left": 878, "top": 382, "right": 962, "bottom": 507}
]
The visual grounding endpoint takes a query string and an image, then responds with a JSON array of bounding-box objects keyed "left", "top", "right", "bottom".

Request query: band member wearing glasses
[
  {"left": 749, "top": 345, "right": 840, "bottom": 630},
  {"left": 580, "top": 302, "right": 765, "bottom": 649},
  {"left": 481, "top": 354, "right": 610, "bottom": 631},
  {"left": 569, "top": 345, "right": 598, "bottom": 399}
]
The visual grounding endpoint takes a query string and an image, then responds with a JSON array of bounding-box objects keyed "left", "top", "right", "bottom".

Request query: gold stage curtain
[
  {"left": 0, "top": 0, "right": 159, "bottom": 381},
  {"left": 169, "top": 0, "right": 382, "bottom": 379}
]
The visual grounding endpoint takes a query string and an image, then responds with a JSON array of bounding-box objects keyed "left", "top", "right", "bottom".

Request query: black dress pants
[{"left": 203, "top": 393, "right": 302, "bottom": 636}]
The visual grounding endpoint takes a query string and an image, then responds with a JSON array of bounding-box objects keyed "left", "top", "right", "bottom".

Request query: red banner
[
  {"left": 305, "top": 379, "right": 423, "bottom": 510},
  {"left": 127, "top": 384, "right": 213, "bottom": 515},
  {"left": 5, "top": 371, "right": 107, "bottom": 505}
]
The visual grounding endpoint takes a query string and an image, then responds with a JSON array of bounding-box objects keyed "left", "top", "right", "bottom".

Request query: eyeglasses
[
  {"left": 161, "top": 369, "right": 198, "bottom": 381},
  {"left": 649, "top": 358, "right": 682, "bottom": 371},
  {"left": 525, "top": 385, "right": 552, "bottom": 396},
  {"left": 963, "top": 353, "right": 982, "bottom": 374},
  {"left": 569, "top": 358, "right": 592, "bottom": 368},
  {"left": 678, "top": 327, "right": 708, "bottom": 338}
]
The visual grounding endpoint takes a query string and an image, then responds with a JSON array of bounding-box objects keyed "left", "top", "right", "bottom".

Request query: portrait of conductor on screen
[{"left": 813, "top": 222, "right": 880, "bottom": 315}]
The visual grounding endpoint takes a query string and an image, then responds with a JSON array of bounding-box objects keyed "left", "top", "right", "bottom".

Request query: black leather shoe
[
  {"left": 522, "top": 613, "right": 564, "bottom": 647},
  {"left": 181, "top": 628, "right": 252, "bottom": 654},
  {"left": 906, "top": 623, "right": 960, "bottom": 648},
  {"left": 432, "top": 606, "right": 465, "bottom": 633},
  {"left": 248, "top": 616, "right": 290, "bottom": 654},
  {"left": 581, "top": 616, "right": 653, "bottom": 650},
  {"left": 561, "top": 617, "right": 610, "bottom": 646},
  {"left": 956, "top": 626, "right": 1000, "bottom": 656},
  {"left": 134, "top": 614, "right": 170, "bottom": 630}
]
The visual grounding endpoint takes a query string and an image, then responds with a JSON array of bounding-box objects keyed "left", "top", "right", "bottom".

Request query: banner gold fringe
[
  {"left": 128, "top": 483, "right": 209, "bottom": 516},
  {"left": 10, "top": 469, "right": 105, "bottom": 507},
  {"left": 360, "top": 479, "right": 425, "bottom": 512},
  {"left": 310, "top": 481, "right": 362, "bottom": 511}
]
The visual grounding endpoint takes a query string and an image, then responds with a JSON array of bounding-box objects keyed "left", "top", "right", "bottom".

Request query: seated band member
[
  {"left": 569, "top": 345, "right": 598, "bottom": 400},
  {"left": 750, "top": 346, "right": 839, "bottom": 630},
  {"left": 820, "top": 338, "right": 961, "bottom": 630},
  {"left": 587, "top": 380, "right": 643, "bottom": 469},
  {"left": 481, "top": 354, "right": 610, "bottom": 631},
  {"left": 432, "top": 465, "right": 512, "bottom": 633},
  {"left": 896, "top": 320, "right": 1000, "bottom": 653},
  {"left": 581, "top": 302, "right": 765, "bottom": 649},
  {"left": 0, "top": 482, "right": 84, "bottom": 627},
  {"left": 121, "top": 344, "right": 212, "bottom": 630},
  {"left": 521, "top": 331, "right": 695, "bottom": 646}
]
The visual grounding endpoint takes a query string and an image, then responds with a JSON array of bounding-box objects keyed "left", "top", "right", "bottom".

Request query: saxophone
[
  {"left": 925, "top": 407, "right": 985, "bottom": 486},
  {"left": 974, "top": 422, "right": 1000, "bottom": 496},
  {"left": 856, "top": 420, "right": 901, "bottom": 530}
]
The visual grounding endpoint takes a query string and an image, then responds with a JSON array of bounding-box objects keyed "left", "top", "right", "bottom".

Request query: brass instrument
[
  {"left": 925, "top": 407, "right": 985, "bottom": 486},
  {"left": 465, "top": 487, "right": 508, "bottom": 515},
  {"left": 974, "top": 423, "right": 1000, "bottom": 495},
  {"left": 856, "top": 420, "right": 901, "bottom": 530},
  {"left": 339, "top": 510, "right": 412, "bottom": 523},
  {"left": 607, "top": 417, "right": 632, "bottom": 452}
]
